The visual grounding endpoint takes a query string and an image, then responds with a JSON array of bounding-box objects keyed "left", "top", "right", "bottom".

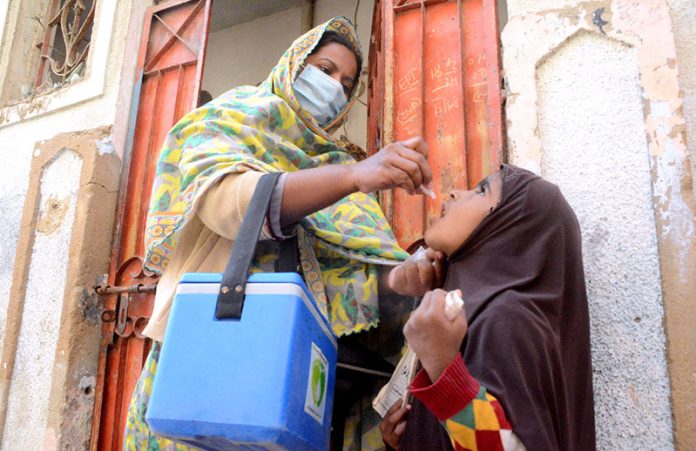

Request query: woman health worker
[{"left": 124, "top": 16, "right": 432, "bottom": 449}]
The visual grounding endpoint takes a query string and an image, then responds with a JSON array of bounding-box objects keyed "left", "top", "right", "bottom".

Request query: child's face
[{"left": 425, "top": 171, "right": 503, "bottom": 256}]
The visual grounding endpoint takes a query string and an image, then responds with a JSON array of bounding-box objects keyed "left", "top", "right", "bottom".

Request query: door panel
[
  {"left": 93, "top": 0, "right": 502, "bottom": 445},
  {"left": 369, "top": 0, "right": 504, "bottom": 248},
  {"left": 91, "top": 1, "right": 211, "bottom": 449}
]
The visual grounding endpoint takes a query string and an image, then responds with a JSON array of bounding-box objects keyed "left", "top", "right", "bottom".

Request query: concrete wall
[
  {"left": 669, "top": 0, "right": 696, "bottom": 194},
  {"left": 0, "top": 0, "right": 142, "bottom": 448},
  {"left": 2, "top": 150, "right": 82, "bottom": 450},
  {"left": 536, "top": 32, "right": 672, "bottom": 449},
  {"left": 202, "top": 0, "right": 375, "bottom": 150},
  {"left": 502, "top": 0, "right": 696, "bottom": 449},
  {"left": 202, "top": 7, "right": 304, "bottom": 96}
]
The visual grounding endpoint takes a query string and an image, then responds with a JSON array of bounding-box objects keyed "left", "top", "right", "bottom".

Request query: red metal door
[
  {"left": 91, "top": 1, "right": 211, "bottom": 449},
  {"left": 368, "top": 0, "right": 504, "bottom": 247}
]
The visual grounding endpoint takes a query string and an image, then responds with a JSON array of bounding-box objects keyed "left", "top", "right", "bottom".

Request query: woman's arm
[{"left": 280, "top": 137, "right": 432, "bottom": 226}]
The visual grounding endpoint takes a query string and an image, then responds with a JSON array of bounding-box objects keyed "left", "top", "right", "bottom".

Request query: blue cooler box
[{"left": 146, "top": 272, "right": 337, "bottom": 450}]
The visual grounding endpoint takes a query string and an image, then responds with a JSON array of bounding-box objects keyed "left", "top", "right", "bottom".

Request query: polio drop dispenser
[{"left": 145, "top": 272, "right": 337, "bottom": 450}]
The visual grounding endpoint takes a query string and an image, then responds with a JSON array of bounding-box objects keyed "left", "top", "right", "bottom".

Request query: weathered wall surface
[
  {"left": 502, "top": 0, "right": 696, "bottom": 449},
  {"left": 664, "top": 1, "right": 696, "bottom": 445},
  {"left": 669, "top": 0, "right": 696, "bottom": 194},
  {"left": 202, "top": 7, "right": 304, "bottom": 96},
  {"left": 536, "top": 32, "right": 672, "bottom": 449},
  {"left": 2, "top": 151, "right": 83, "bottom": 450},
  {"left": 0, "top": 0, "right": 140, "bottom": 448}
]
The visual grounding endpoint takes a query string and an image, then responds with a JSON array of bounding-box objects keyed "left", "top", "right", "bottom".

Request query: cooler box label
[{"left": 304, "top": 342, "right": 328, "bottom": 424}]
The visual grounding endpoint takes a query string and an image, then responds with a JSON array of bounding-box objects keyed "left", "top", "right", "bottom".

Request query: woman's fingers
[
  {"left": 399, "top": 137, "right": 433, "bottom": 189},
  {"left": 431, "top": 288, "right": 447, "bottom": 305},
  {"left": 400, "top": 136, "right": 429, "bottom": 158},
  {"left": 386, "top": 152, "right": 420, "bottom": 194},
  {"left": 403, "top": 261, "right": 422, "bottom": 292},
  {"left": 387, "top": 265, "right": 400, "bottom": 291},
  {"left": 388, "top": 402, "right": 411, "bottom": 424},
  {"left": 353, "top": 136, "right": 433, "bottom": 194},
  {"left": 387, "top": 143, "right": 434, "bottom": 193},
  {"left": 397, "top": 144, "right": 433, "bottom": 189},
  {"left": 380, "top": 401, "right": 411, "bottom": 449},
  {"left": 416, "top": 258, "right": 435, "bottom": 289},
  {"left": 393, "top": 419, "right": 408, "bottom": 437},
  {"left": 389, "top": 259, "right": 439, "bottom": 296},
  {"left": 419, "top": 290, "right": 434, "bottom": 311},
  {"left": 405, "top": 288, "right": 467, "bottom": 381}
]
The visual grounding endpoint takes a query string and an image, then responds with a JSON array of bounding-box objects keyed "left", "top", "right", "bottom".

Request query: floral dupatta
[{"left": 144, "top": 17, "right": 408, "bottom": 336}]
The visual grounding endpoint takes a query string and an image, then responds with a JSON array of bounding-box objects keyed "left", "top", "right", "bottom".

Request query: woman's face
[
  {"left": 425, "top": 171, "right": 503, "bottom": 256},
  {"left": 303, "top": 42, "right": 358, "bottom": 97}
]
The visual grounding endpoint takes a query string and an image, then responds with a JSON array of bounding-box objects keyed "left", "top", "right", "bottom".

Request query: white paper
[
  {"left": 372, "top": 346, "right": 418, "bottom": 417},
  {"left": 373, "top": 291, "right": 463, "bottom": 417},
  {"left": 444, "top": 290, "right": 464, "bottom": 320},
  {"left": 412, "top": 245, "right": 427, "bottom": 262}
]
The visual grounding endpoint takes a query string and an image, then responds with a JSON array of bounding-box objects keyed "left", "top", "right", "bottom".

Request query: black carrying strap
[
  {"left": 215, "top": 172, "right": 282, "bottom": 319},
  {"left": 275, "top": 235, "right": 300, "bottom": 273}
]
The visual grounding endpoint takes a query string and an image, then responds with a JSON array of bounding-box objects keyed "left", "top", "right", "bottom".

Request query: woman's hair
[{"left": 312, "top": 31, "right": 363, "bottom": 82}]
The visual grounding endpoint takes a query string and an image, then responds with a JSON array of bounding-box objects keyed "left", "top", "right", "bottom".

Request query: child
[{"left": 380, "top": 165, "right": 596, "bottom": 450}]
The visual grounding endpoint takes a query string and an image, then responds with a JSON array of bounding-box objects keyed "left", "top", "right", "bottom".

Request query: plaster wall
[
  {"left": 536, "top": 32, "right": 672, "bottom": 449},
  {"left": 0, "top": 0, "right": 141, "bottom": 447},
  {"left": 1, "top": 150, "right": 82, "bottom": 450},
  {"left": 0, "top": 0, "right": 133, "bottom": 360},
  {"left": 669, "top": 0, "right": 696, "bottom": 192},
  {"left": 202, "top": 7, "right": 303, "bottom": 96},
  {"left": 506, "top": 0, "right": 577, "bottom": 16},
  {"left": 665, "top": 2, "right": 696, "bottom": 442},
  {"left": 502, "top": 0, "right": 696, "bottom": 448},
  {"left": 0, "top": 0, "right": 6, "bottom": 46},
  {"left": 202, "top": 0, "right": 375, "bottom": 150}
]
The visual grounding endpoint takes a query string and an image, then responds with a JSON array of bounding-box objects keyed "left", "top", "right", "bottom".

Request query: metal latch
[{"left": 95, "top": 283, "right": 156, "bottom": 337}]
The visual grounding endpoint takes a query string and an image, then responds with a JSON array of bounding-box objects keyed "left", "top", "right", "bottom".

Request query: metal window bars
[{"left": 34, "top": 0, "right": 96, "bottom": 90}]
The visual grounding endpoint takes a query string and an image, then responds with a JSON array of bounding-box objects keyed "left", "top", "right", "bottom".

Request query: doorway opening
[{"left": 201, "top": 0, "right": 375, "bottom": 150}]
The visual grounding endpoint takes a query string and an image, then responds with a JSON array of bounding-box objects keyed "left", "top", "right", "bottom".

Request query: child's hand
[
  {"left": 403, "top": 289, "right": 468, "bottom": 381},
  {"left": 387, "top": 247, "right": 446, "bottom": 296},
  {"left": 380, "top": 400, "right": 411, "bottom": 450}
]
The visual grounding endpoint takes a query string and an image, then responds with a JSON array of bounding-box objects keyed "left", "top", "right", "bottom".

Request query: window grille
[{"left": 34, "top": 0, "right": 96, "bottom": 90}]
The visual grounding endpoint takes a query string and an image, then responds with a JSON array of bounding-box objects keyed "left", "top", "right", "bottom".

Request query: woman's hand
[
  {"left": 380, "top": 400, "right": 411, "bottom": 450},
  {"left": 350, "top": 136, "right": 432, "bottom": 195},
  {"left": 404, "top": 289, "right": 468, "bottom": 381},
  {"left": 387, "top": 248, "right": 446, "bottom": 297},
  {"left": 280, "top": 136, "right": 430, "bottom": 225}
]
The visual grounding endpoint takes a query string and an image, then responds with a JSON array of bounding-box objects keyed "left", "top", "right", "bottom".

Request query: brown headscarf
[{"left": 399, "top": 165, "right": 596, "bottom": 450}]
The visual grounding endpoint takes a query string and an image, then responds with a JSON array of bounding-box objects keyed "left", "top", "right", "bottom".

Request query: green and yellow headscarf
[{"left": 144, "top": 17, "right": 408, "bottom": 336}]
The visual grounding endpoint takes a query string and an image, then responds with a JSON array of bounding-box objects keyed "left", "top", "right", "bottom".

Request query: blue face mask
[{"left": 293, "top": 64, "right": 348, "bottom": 126}]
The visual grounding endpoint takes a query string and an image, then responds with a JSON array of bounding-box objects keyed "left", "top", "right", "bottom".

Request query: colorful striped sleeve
[{"left": 409, "top": 353, "right": 526, "bottom": 451}]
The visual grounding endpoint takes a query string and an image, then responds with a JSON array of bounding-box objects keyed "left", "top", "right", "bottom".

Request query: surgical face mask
[{"left": 293, "top": 64, "right": 348, "bottom": 126}]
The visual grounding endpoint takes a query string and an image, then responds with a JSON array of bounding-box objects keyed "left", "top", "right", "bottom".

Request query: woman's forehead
[{"left": 308, "top": 43, "right": 357, "bottom": 72}]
